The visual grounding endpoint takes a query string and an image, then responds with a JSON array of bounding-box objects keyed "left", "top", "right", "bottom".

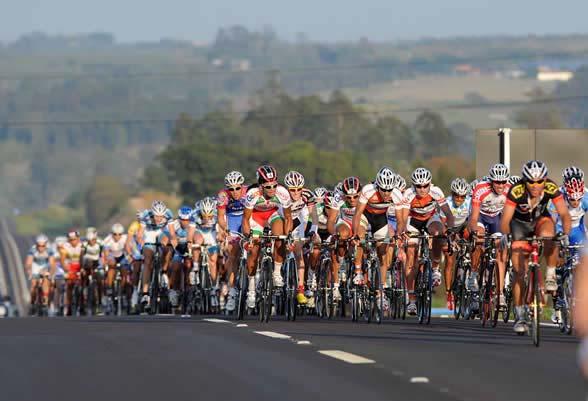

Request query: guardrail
[{"left": 0, "top": 218, "right": 28, "bottom": 316}]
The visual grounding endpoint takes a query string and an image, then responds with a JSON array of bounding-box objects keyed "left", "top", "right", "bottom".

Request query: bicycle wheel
[
  {"left": 531, "top": 266, "right": 541, "bottom": 347},
  {"left": 491, "top": 264, "right": 500, "bottom": 327},
  {"left": 116, "top": 279, "right": 123, "bottom": 316},
  {"left": 264, "top": 260, "right": 274, "bottom": 323},
  {"left": 87, "top": 279, "right": 96, "bottom": 316},
  {"left": 561, "top": 273, "right": 574, "bottom": 335},
  {"left": 481, "top": 262, "right": 492, "bottom": 327},
  {"left": 323, "top": 258, "right": 334, "bottom": 319},
  {"left": 503, "top": 271, "right": 513, "bottom": 323},
  {"left": 285, "top": 258, "right": 297, "bottom": 321},
  {"left": 453, "top": 262, "right": 464, "bottom": 320},
  {"left": 149, "top": 257, "right": 160, "bottom": 315},
  {"left": 237, "top": 259, "right": 248, "bottom": 320},
  {"left": 371, "top": 265, "right": 383, "bottom": 324}
]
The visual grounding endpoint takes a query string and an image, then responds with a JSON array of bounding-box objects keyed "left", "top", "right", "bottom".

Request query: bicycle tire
[
  {"left": 237, "top": 259, "right": 248, "bottom": 320},
  {"left": 503, "top": 271, "right": 513, "bottom": 323},
  {"left": 149, "top": 256, "right": 160, "bottom": 315},
  {"left": 481, "top": 261, "right": 492, "bottom": 327},
  {"left": 285, "top": 257, "right": 297, "bottom": 321},
  {"left": 372, "top": 263, "right": 383, "bottom": 324},
  {"left": 453, "top": 262, "right": 465, "bottom": 320},
  {"left": 562, "top": 273, "right": 573, "bottom": 335},
  {"left": 532, "top": 266, "right": 541, "bottom": 347},
  {"left": 491, "top": 263, "right": 500, "bottom": 327},
  {"left": 323, "top": 258, "right": 333, "bottom": 319}
]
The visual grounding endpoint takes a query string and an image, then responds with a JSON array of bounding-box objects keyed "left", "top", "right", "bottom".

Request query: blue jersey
[
  {"left": 549, "top": 190, "right": 588, "bottom": 244},
  {"left": 444, "top": 196, "right": 472, "bottom": 227},
  {"left": 28, "top": 245, "right": 55, "bottom": 266},
  {"left": 141, "top": 208, "right": 173, "bottom": 230}
]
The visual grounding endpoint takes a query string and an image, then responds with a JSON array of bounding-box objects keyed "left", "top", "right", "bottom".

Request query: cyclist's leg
[
  {"left": 192, "top": 232, "right": 204, "bottom": 271},
  {"left": 427, "top": 216, "right": 444, "bottom": 287},
  {"left": 510, "top": 218, "right": 534, "bottom": 327},
  {"left": 270, "top": 213, "right": 285, "bottom": 284},
  {"left": 141, "top": 248, "right": 155, "bottom": 295},
  {"left": 536, "top": 216, "right": 557, "bottom": 292}
]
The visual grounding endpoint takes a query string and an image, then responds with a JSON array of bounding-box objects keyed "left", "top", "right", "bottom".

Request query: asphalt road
[{"left": 0, "top": 315, "right": 584, "bottom": 401}]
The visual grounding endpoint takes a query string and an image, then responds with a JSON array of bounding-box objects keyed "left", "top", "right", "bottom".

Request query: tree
[
  {"left": 414, "top": 110, "right": 455, "bottom": 158},
  {"left": 85, "top": 176, "right": 129, "bottom": 226}
]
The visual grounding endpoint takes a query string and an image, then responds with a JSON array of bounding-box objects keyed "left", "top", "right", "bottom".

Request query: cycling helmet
[
  {"left": 284, "top": 171, "right": 305, "bottom": 188},
  {"left": 136, "top": 209, "right": 144, "bottom": 220},
  {"left": 151, "top": 200, "right": 168, "bottom": 216},
  {"left": 178, "top": 206, "right": 192, "bottom": 220},
  {"left": 86, "top": 227, "right": 98, "bottom": 240},
  {"left": 224, "top": 171, "right": 245, "bottom": 187},
  {"left": 111, "top": 223, "right": 124, "bottom": 235},
  {"left": 199, "top": 197, "right": 216, "bottom": 216},
  {"left": 488, "top": 163, "right": 510, "bottom": 181},
  {"left": 562, "top": 166, "right": 584, "bottom": 182},
  {"left": 450, "top": 178, "right": 469, "bottom": 196},
  {"left": 342, "top": 176, "right": 361, "bottom": 195},
  {"left": 314, "top": 187, "right": 328, "bottom": 201},
  {"left": 411, "top": 167, "right": 432, "bottom": 186},
  {"left": 55, "top": 236, "right": 67, "bottom": 246},
  {"left": 35, "top": 234, "right": 49, "bottom": 245},
  {"left": 508, "top": 175, "right": 521, "bottom": 185},
  {"left": 334, "top": 182, "right": 344, "bottom": 196},
  {"left": 256, "top": 164, "right": 277, "bottom": 184},
  {"left": 522, "top": 160, "right": 548, "bottom": 181},
  {"left": 564, "top": 177, "right": 585, "bottom": 201},
  {"left": 323, "top": 191, "right": 338, "bottom": 209},
  {"left": 394, "top": 175, "right": 407, "bottom": 192},
  {"left": 67, "top": 230, "right": 80, "bottom": 240},
  {"left": 375, "top": 167, "right": 396, "bottom": 190}
]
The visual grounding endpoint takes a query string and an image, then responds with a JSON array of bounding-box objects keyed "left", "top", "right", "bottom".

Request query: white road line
[
  {"left": 236, "top": 324, "right": 248, "bottom": 327},
  {"left": 317, "top": 350, "right": 375, "bottom": 364},
  {"left": 180, "top": 314, "right": 191, "bottom": 318},
  {"left": 203, "top": 318, "right": 232, "bottom": 324},
  {"left": 440, "top": 315, "right": 450, "bottom": 318},
  {"left": 296, "top": 340, "right": 311, "bottom": 345},
  {"left": 254, "top": 331, "right": 291, "bottom": 339},
  {"left": 410, "top": 377, "right": 430, "bottom": 384}
]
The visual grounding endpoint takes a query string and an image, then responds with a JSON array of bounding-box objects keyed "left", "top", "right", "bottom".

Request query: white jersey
[
  {"left": 443, "top": 196, "right": 472, "bottom": 227},
  {"left": 359, "top": 183, "right": 404, "bottom": 215},
  {"left": 329, "top": 192, "right": 356, "bottom": 223},
  {"left": 103, "top": 234, "right": 128, "bottom": 258},
  {"left": 402, "top": 185, "right": 447, "bottom": 221},
  {"left": 472, "top": 181, "right": 511, "bottom": 217},
  {"left": 245, "top": 185, "right": 292, "bottom": 212}
]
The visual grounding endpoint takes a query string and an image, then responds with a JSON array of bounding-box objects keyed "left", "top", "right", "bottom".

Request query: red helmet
[
  {"left": 256, "top": 165, "right": 278, "bottom": 184},
  {"left": 342, "top": 176, "right": 361, "bottom": 195},
  {"left": 564, "top": 177, "right": 585, "bottom": 201}
]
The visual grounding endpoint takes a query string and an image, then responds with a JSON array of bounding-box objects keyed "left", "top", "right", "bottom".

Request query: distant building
[
  {"left": 453, "top": 64, "right": 481, "bottom": 76},
  {"left": 536, "top": 67, "right": 573, "bottom": 82}
]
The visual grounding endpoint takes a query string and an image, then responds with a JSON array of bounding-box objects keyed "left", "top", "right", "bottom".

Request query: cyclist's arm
[
  {"left": 500, "top": 203, "right": 515, "bottom": 235},
  {"left": 352, "top": 202, "right": 367, "bottom": 236},
  {"left": 60, "top": 250, "right": 67, "bottom": 271},
  {"left": 396, "top": 207, "right": 409, "bottom": 234},
  {"left": 168, "top": 223, "right": 178, "bottom": 248},
  {"left": 283, "top": 207, "right": 293, "bottom": 235},
  {"left": 326, "top": 207, "right": 338, "bottom": 235},
  {"left": 242, "top": 208, "right": 252, "bottom": 237},
  {"left": 217, "top": 208, "right": 228, "bottom": 232},
  {"left": 136, "top": 225, "right": 145, "bottom": 246},
  {"left": 439, "top": 203, "right": 454, "bottom": 229},
  {"left": 468, "top": 204, "right": 480, "bottom": 233},
  {"left": 308, "top": 203, "right": 319, "bottom": 228},
  {"left": 24, "top": 255, "right": 33, "bottom": 277},
  {"left": 574, "top": 252, "right": 588, "bottom": 337},
  {"left": 553, "top": 198, "right": 571, "bottom": 235},
  {"left": 102, "top": 246, "right": 110, "bottom": 266},
  {"left": 48, "top": 255, "right": 56, "bottom": 277}
]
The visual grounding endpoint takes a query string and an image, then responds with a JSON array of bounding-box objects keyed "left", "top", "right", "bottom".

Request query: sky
[{"left": 3, "top": 0, "right": 588, "bottom": 43}]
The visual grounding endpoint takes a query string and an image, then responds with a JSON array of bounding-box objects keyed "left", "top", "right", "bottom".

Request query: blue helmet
[{"left": 178, "top": 206, "right": 192, "bottom": 220}]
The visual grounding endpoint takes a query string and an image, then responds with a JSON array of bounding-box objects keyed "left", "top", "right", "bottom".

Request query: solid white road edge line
[
  {"left": 203, "top": 318, "right": 232, "bottom": 324},
  {"left": 254, "top": 331, "right": 292, "bottom": 339},
  {"left": 317, "top": 350, "right": 375, "bottom": 364},
  {"left": 410, "top": 377, "right": 430, "bottom": 383}
]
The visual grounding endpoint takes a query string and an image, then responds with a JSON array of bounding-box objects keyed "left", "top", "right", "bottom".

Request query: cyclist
[
  {"left": 166, "top": 206, "right": 196, "bottom": 309},
  {"left": 551, "top": 167, "right": 588, "bottom": 246},
  {"left": 500, "top": 160, "right": 571, "bottom": 333},
  {"left": 51, "top": 236, "right": 67, "bottom": 316},
  {"left": 242, "top": 165, "right": 292, "bottom": 309},
  {"left": 217, "top": 171, "right": 248, "bottom": 312},
  {"left": 328, "top": 176, "right": 362, "bottom": 302},
  {"left": 192, "top": 197, "right": 222, "bottom": 308},
  {"left": 394, "top": 174, "right": 407, "bottom": 194},
  {"left": 103, "top": 223, "right": 130, "bottom": 312},
  {"left": 80, "top": 227, "right": 104, "bottom": 313},
  {"left": 25, "top": 234, "right": 56, "bottom": 315},
  {"left": 352, "top": 167, "right": 405, "bottom": 310},
  {"left": 508, "top": 175, "right": 521, "bottom": 186},
  {"left": 440, "top": 178, "right": 471, "bottom": 310},
  {"left": 314, "top": 187, "right": 331, "bottom": 242},
  {"left": 283, "top": 171, "right": 319, "bottom": 305},
  {"left": 468, "top": 163, "right": 511, "bottom": 309},
  {"left": 126, "top": 211, "right": 145, "bottom": 312},
  {"left": 136, "top": 201, "right": 173, "bottom": 308},
  {"left": 399, "top": 168, "right": 455, "bottom": 316},
  {"left": 60, "top": 230, "right": 83, "bottom": 316}
]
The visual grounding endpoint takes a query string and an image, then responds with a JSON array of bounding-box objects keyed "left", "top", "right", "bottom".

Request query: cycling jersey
[
  {"left": 141, "top": 209, "right": 172, "bottom": 246},
  {"left": 359, "top": 183, "right": 404, "bottom": 215},
  {"left": 82, "top": 240, "right": 102, "bottom": 262},
  {"left": 472, "top": 181, "right": 511, "bottom": 217},
  {"left": 217, "top": 186, "right": 248, "bottom": 233},
  {"left": 245, "top": 185, "right": 291, "bottom": 212},
  {"left": 62, "top": 241, "right": 83, "bottom": 273},
  {"left": 549, "top": 191, "right": 588, "bottom": 244},
  {"left": 506, "top": 179, "right": 564, "bottom": 223},
  {"left": 28, "top": 245, "right": 55, "bottom": 266},
  {"left": 103, "top": 234, "right": 128, "bottom": 259},
  {"left": 196, "top": 215, "right": 219, "bottom": 254},
  {"left": 402, "top": 185, "right": 447, "bottom": 221},
  {"left": 443, "top": 196, "right": 471, "bottom": 227}
]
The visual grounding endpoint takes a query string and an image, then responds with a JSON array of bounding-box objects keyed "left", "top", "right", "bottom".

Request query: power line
[
  {"left": 0, "top": 93, "right": 583, "bottom": 127},
  {"left": 0, "top": 50, "right": 587, "bottom": 81}
]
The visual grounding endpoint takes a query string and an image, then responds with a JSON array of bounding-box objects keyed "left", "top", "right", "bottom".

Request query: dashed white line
[
  {"left": 440, "top": 314, "right": 450, "bottom": 318},
  {"left": 254, "top": 331, "right": 292, "bottom": 339},
  {"left": 410, "top": 377, "right": 430, "bottom": 384},
  {"left": 236, "top": 323, "right": 248, "bottom": 327},
  {"left": 318, "top": 350, "right": 375, "bottom": 364},
  {"left": 297, "top": 340, "right": 311, "bottom": 345},
  {"left": 203, "top": 318, "right": 232, "bottom": 324}
]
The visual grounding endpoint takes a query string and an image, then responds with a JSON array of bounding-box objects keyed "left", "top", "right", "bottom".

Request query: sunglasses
[
  {"left": 452, "top": 194, "right": 466, "bottom": 199},
  {"left": 527, "top": 179, "right": 545, "bottom": 186},
  {"left": 492, "top": 180, "right": 507, "bottom": 185},
  {"left": 415, "top": 184, "right": 430, "bottom": 189},
  {"left": 228, "top": 186, "right": 242, "bottom": 192},
  {"left": 378, "top": 187, "right": 393, "bottom": 193},
  {"left": 113, "top": 233, "right": 122, "bottom": 236},
  {"left": 262, "top": 183, "right": 278, "bottom": 190},
  {"left": 288, "top": 188, "right": 303, "bottom": 193},
  {"left": 346, "top": 194, "right": 359, "bottom": 200}
]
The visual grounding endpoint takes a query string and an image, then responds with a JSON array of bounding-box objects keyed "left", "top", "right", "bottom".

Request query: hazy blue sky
[{"left": 3, "top": 0, "right": 588, "bottom": 43}]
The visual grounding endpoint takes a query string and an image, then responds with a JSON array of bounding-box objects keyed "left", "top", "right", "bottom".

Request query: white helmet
[
  {"left": 224, "top": 171, "right": 245, "bottom": 187},
  {"left": 284, "top": 171, "right": 305, "bottom": 188},
  {"left": 199, "top": 197, "right": 217, "bottom": 216},
  {"left": 35, "top": 234, "right": 49, "bottom": 245},
  {"left": 394, "top": 175, "right": 406, "bottom": 192},
  {"left": 111, "top": 223, "right": 124, "bottom": 235},
  {"left": 314, "top": 187, "right": 327, "bottom": 201},
  {"left": 86, "top": 227, "right": 98, "bottom": 240},
  {"left": 450, "top": 178, "right": 469, "bottom": 196},
  {"left": 522, "top": 160, "right": 548, "bottom": 181},
  {"left": 55, "top": 236, "right": 67, "bottom": 246},
  {"left": 411, "top": 168, "right": 432, "bottom": 186},
  {"left": 151, "top": 200, "right": 167, "bottom": 216},
  {"left": 488, "top": 163, "right": 510, "bottom": 181},
  {"left": 375, "top": 167, "right": 396, "bottom": 190},
  {"left": 508, "top": 175, "right": 521, "bottom": 185},
  {"left": 562, "top": 166, "right": 584, "bottom": 183},
  {"left": 334, "top": 182, "right": 344, "bottom": 195}
]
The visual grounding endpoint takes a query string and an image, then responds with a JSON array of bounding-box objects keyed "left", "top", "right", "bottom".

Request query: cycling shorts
[
  {"left": 31, "top": 262, "right": 49, "bottom": 279},
  {"left": 227, "top": 214, "right": 243, "bottom": 234},
  {"left": 250, "top": 209, "right": 282, "bottom": 236},
  {"left": 477, "top": 213, "right": 501, "bottom": 234},
  {"left": 363, "top": 211, "right": 388, "bottom": 240},
  {"left": 407, "top": 214, "right": 443, "bottom": 244},
  {"left": 510, "top": 216, "right": 553, "bottom": 242}
]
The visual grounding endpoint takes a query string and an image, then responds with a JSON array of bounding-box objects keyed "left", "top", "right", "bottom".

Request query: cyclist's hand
[
  {"left": 499, "top": 234, "right": 509, "bottom": 250},
  {"left": 396, "top": 248, "right": 407, "bottom": 263},
  {"left": 556, "top": 232, "right": 570, "bottom": 248},
  {"left": 351, "top": 235, "right": 360, "bottom": 246}
]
